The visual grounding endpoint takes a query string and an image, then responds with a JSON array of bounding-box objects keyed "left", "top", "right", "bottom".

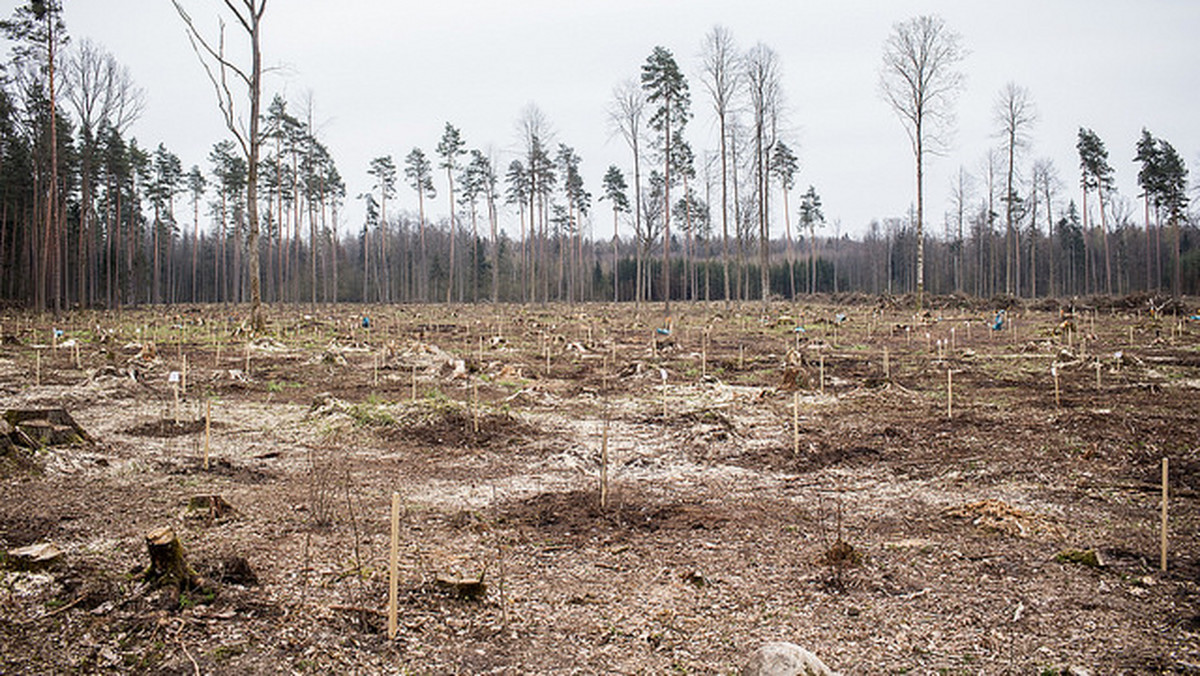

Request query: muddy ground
[{"left": 1, "top": 296, "right": 1198, "bottom": 674}]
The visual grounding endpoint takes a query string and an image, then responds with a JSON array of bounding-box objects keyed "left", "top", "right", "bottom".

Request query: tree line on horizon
[{"left": 1, "top": 3, "right": 1196, "bottom": 316}]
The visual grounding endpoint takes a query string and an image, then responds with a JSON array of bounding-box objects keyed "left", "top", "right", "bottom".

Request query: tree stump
[{"left": 141, "top": 526, "right": 205, "bottom": 592}]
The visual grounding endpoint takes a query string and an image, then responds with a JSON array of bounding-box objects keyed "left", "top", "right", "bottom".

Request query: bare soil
[{"left": 1, "top": 298, "right": 1198, "bottom": 674}]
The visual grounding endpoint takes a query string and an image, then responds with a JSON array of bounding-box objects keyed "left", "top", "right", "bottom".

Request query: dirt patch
[
  {"left": 496, "top": 489, "right": 727, "bottom": 539},
  {"left": 125, "top": 418, "right": 207, "bottom": 438}
]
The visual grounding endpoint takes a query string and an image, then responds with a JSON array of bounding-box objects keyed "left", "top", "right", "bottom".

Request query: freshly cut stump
[{"left": 141, "top": 526, "right": 205, "bottom": 591}]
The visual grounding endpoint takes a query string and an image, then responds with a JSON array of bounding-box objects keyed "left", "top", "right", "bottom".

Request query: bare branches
[
  {"left": 62, "top": 38, "right": 145, "bottom": 136},
  {"left": 879, "top": 15, "right": 966, "bottom": 158}
]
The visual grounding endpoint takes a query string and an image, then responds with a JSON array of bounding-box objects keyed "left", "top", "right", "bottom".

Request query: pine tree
[
  {"left": 1076, "top": 127, "right": 1115, "bottom": 294},
  {"left": 641, "top": 46, "right": 690, "bottom": 312},
  {"left": 436, "top": 123, "right": 465, "bottom": 303},
  {"left": 403, "top": 147, "right": 435, "bottom": 301},
  {"left": 601, "top": 165, "right": 630, "bottom": 301}
]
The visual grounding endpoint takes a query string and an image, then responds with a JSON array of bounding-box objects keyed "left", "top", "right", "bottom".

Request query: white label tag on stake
[{"left": 168, "top": 371, "right": 181, "bottom": 383}]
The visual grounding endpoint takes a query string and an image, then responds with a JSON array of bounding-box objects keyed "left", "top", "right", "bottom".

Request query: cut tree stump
[
  {"left": 2, "top": 409, "right": 95, "bottom": 448},
  {"left": 186, "top": 494, "right": 236, "bottom": 521},
  {"left": 434, "top": 573, "right": 487, "bottom": 600},
  {"left": 6, "top": 542, "right": 63, "bottom": 570},
  {"left": 141, "top": 526, "right": 207, "bottom": 593}
]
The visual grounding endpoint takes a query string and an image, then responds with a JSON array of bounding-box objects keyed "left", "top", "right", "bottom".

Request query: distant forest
[{"left": 2, "top": 3, "right": 1196, "bottom": 313}]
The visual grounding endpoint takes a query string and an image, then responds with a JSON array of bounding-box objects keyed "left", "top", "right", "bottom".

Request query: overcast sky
[{"left": 48, "top": 1, "right": 1200, "bottom": 241}]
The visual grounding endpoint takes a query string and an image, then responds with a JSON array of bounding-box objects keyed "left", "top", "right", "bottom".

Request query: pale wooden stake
[
  {"left": 946, "top": 369, "right": 953, "bottom": 419},
  {"left": 472, "top": 381, "right": 480, "bottom": 433},
  {"left": 411, "top": 365, "right": 417, "bottom": 403},
  {"left": 204, "top": 399, "right": 211, "bottom": 470},
  {"left": 182, "top": 355, "right": 188, "bottom": 395},
  {"left": 36, "top": 349, "right": 41, "bottom": 386},
  {"left": 1052, "top": 363, "right": 1060, "bottom": 408},
  {"left": 1096, "top": 359, "right": 1102, "bottom": 389},
  {"left": 951, "top": 327, "right": 956, "bottom": 351},
  {"left": 1161, "top": 457, "right": 1169, "bottom": 573},
  {"left": 74, "top": 341, "right": 81, "bottom": 369},
  {"left": 600, "top": 414, "right": 610, "bottom": 510},
  {"left": 738, "top": 343, "right": 744, "bottom": 370},
  {"left": 883, "top": 347, "right": 890, "bottom": 382},
  {"left": 244, "top": 344, "right": 250, "bottom": 376},
  {"left": 1129, "top": 325, "right": 1134, "bottom": 345},
  {"left": 173, "top": 381, "right": 181, "bottom": 424},
  {"left": 793, "top": 392, "right": 800, "bottom": 457},
  {"left": 373, "top": 353, "right": 379, "bottom": 387},
  {"left": 388, "top": 491, "right": 400, "bottom": 640},
  {"left": 819, "top": 352, "right": 825, "bottom": 395},
  {"left": 701, "top": 331, "right": 707, "bottom": 378}
]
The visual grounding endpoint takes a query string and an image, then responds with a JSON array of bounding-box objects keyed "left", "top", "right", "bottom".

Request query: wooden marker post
[
  {"left": 244, "top": 344, "right": 250, "bottom": 377},
  {"left": 388, "top": 491, "right": 400, "bottom": 640},
  {"left": 1052, "top": 363, "right": 1060, "bottom": 408},
  {"left": 739, "top": 344, "right": 744, "bottom": 370},
  {"left": 883, "top": 347, "right": 890, "bottom": 382},
  {"left": 473, "top": 381, "right": 480, "bottom": 434},
  {"left": 411, "top": 365, "right": 417, "bottom": 403},
  {"left": 1161, "top": 457, "right": 1169, "bottom": 573},
  {"left": 171, "top": 372, "right": 181, "bottom": 424},
  {"left": 36, "top": 349, "right": 41, "bottom": 386},
  {"left": 946, "top": 369, "right": 953, "bottom": 419},
  {"left": 951, "top": 327, "right": 956, "bottom": 351},
  {"left": 600, "top": 414, "right": 610, "bottom": 510},
  {"left": 793, "top": 392, "right": 800, "bottom": 458},
  {"left": 204, "top": 399, "right": 211, "bottom": 470},
  {"left": 182, "top": 355, "right": 188, "bottom": 395},
  {"left": 819, "top": 352, "right": 825, "bottom": 395},
  {"left": 1096, "top": 359, "right": 1102, "bottom": 389}
]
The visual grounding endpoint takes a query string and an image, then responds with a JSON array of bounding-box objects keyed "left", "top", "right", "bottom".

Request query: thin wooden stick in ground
[
  {"left": 1052, "top": 363, "right": 1060, "bottom": 408},
  {"left": 204, "top": 399, "right": 211, "bottom": 471},
  {"left": 388, "top": 491, "right": 400, "bottom": 640},
  {"left": 1162, "top": 457, "right": 1169, "bottom": 573},
  {"left": 600, "top": 412, "right": 610, "bottom": 510},
  {"left": 35, "top": 350, "right": 40, "bottom": 386},
  {"left": 819, "top": 352, "right": 825, "bottom": 395},
  {"left": 793, "top": 392, "right": 800, "bottom": 458},
  {"left": 883, "top": 346, "right": 890, "bottom": 382}
]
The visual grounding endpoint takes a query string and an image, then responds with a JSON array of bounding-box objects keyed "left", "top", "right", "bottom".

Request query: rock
[{"left": 742, "top": 642, "right": 836, "bottom": 676}]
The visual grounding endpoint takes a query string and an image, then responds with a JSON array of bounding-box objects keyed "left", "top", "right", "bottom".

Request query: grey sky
[{"left": 55, "top": 0, "right": 1200, "bottom": 242}]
